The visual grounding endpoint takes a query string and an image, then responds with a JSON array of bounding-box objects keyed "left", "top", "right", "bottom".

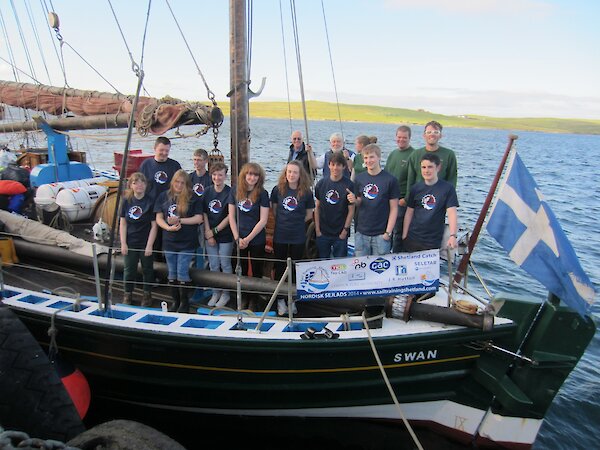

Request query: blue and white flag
[{"left": 487, "top": 152, "right": 595, "bottom": 317}]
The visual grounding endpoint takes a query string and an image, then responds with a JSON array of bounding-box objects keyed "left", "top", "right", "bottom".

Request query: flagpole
[{"left": 453, "top": 134, "right": 518, "bottom": 285}]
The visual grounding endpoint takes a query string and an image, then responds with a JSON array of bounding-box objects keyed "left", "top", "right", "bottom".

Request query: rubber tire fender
[{"left": 0, "top": 305, "right": 85, "bottom": 441}]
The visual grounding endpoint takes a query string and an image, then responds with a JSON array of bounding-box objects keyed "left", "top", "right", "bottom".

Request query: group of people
[{"left": 120, "top": 121, "right": 459, "bottom": 316}]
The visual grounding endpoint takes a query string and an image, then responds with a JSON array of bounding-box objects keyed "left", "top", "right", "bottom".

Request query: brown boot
[
  {"left": 142, "top": 291, "right": 153, "bottom": 307},
  {"left": 123, "top": 292, "right": 133, "bottom": 305}
]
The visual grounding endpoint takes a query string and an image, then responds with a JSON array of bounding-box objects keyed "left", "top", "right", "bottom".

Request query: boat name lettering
[{"left": 393, "top": 349, "right": 438, "bottom": 363}]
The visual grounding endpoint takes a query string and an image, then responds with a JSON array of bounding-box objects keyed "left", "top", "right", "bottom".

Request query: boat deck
[{"left": 2, "top": 278, "right": 512, "bottom": 341}]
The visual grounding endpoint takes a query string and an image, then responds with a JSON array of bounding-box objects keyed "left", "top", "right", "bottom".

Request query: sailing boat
[{"left": 0, "top": 2, "right": 596, "bottom": 450}]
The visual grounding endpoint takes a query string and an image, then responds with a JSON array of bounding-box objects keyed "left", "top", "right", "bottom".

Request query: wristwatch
[{"left": 384, "top": 231, "right": 392, "bottom": 237}]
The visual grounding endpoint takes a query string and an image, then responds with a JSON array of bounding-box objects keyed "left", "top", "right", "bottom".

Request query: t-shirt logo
[
  {"left": 238, "top": 198, "right": 253, "bottom": 213},
  {"left": 421, "top": 194, "right": 437, "bottom": 210},
  {"left": 168, "top": 203, "right": 178, "bottom": 217},
  {"left": 282, "top": 196, "right": 298, "bottom": 211},
  {"left": 193, "top": 183, "right": 205, "bottom": 197},
  {"left": 209, "top": 199, "right": 223, "bottom": 214},
  {"left": 128, "top": 205, "right": 143, "bottom": 220},
  {"left": 363, "top": 183, "right": 379, "bottom": 200},
  {"left": 154, "top": 171, "right": 168, "bottom": 184},
  {"left": 325, "top": 189, "right": 340, "bottom": 205}
]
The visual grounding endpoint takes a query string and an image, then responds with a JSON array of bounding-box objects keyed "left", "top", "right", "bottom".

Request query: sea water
[{"left": 56, "top": 118, "right": 600, "bottom": 449}]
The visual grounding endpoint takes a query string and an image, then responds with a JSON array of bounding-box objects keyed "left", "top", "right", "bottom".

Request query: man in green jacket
[
  {"left": 405, "top": 121, "right": 457, "bottom": 201},
  {"left": 384, "top": 125, "right": 414, "bottom": 252}
]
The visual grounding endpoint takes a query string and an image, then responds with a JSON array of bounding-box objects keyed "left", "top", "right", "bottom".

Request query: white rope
[
  {"left": 278, "top": 0, "right": 294, "bottom": 134},
  {"left": 361, "top": 312, "right": 425, "bottom": 450},
  {"left": 320, "top": 0, "right": 345, "bottom": 141}
]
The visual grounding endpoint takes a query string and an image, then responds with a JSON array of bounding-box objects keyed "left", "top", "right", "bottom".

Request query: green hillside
[{"left": 217, "top": 101, "right": 600, "bottom": 135}]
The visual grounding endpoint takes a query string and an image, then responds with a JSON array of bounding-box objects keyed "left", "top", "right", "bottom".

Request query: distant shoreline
[{"left": 226, "top": 100, "right": 600, "bottom": 135}]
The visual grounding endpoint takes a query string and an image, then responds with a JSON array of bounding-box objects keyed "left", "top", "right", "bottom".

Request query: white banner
[{"left": 295, "top": 250, "right": 440, "bottom": 301}]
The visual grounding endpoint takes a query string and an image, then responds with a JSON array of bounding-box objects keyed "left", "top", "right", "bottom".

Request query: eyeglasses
[
  {"left": 292, "top": 137, "right": 302, "bottom": 141},
  {"left": 425, "top": 130, "right": 441, "bottom": 136}
]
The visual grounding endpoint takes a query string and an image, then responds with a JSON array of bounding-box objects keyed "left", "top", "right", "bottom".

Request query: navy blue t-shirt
[
  {"left": 406, "top": 179, "right": 459, "bottom": 248},
  {"left": 322, "top": 149, "right": 354, "bottom": 179},
  {"left": 228, "top": 189, "right": 270, "bottom": 246},
  {"left": 355, "top": 170, "right": 400, "bottom": 236},
  {"left": 270, "top": 186, "right": 315, "bottom": 245},
  {"left": 189, "top": 170, "right": 212, "bottom": 199},
  {"left": 120, "top": 195, "right": 155, "bottom": 249},
  {"left": 153, "top": 191, "right": 202, "bottom": 252},
  {"left": 139, "top": 158, "right": 181, "bottom": 201},
  {"left": 315, "top": 176, "right": 354, "bottom": 237},
  {"left": 203, "top": 185, "right": 233, "bottom": 243}
]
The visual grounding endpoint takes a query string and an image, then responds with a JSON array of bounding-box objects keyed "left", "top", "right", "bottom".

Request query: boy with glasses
[{"left": 405, "top": 121, "right": 457, "bottom": 200}]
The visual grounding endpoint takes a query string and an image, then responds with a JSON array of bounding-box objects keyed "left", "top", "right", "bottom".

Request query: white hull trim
[{"left": 113, "top": 398, "right": 541, "bottom": 447}]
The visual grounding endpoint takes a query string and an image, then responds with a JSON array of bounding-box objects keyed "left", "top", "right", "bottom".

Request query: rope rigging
[
  {"left": 278, "top": 0, "right": 294, "bottom": 135},
  {"left": 24, "top": 0, "right": 53, "bottom": 85},
  {"left": 320, "top": 0, "right": 344, "bottom": 142}
]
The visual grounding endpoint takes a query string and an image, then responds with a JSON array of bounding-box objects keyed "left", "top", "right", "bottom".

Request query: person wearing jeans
[
  {"left": 203, "top": 162, "right": 234, "bottom": 308},
  {"left": 314, "top": 151, "right": 354, "bottom": 259},
  {"left": 347, "top": 144, "right": 399, "bottom": 256},
  {"left": 154, "top": 169, "right": 203, "bottom": 313}
]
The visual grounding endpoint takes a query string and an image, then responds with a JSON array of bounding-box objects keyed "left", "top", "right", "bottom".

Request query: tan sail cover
[{"left": 0, "top": 81, "right": 218, "bottom": 135}]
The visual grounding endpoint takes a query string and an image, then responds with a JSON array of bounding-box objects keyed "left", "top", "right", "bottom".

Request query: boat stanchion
[
  {"left": 92, "top": 243, "right": 105, "bottom": 312},
  {"left": 232, "top": 263, "right": 247, "bottom": 331},
  {"left": 251, "top": 264, "right": 290, "bottom": 333},
  {"left": 287, "top": 257, "right": 294, "bottom": 324}
]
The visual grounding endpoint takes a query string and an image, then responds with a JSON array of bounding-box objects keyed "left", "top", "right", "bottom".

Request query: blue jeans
[
  {"left": 165, "top": 250, "right": 195, "bottom": 282},
  {"left": 354, "top": 232, "right": 391, "bottom": 257},
  {"left": 206, "top": 241, "right": 233, "bottom": 274},
  {"left": 316, "top": 235, "right": 348, "bottom": 259}
]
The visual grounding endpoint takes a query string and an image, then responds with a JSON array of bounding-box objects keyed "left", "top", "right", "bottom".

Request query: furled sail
[{"left": 0, "top": 80, "right": 223, "bottom": 135}]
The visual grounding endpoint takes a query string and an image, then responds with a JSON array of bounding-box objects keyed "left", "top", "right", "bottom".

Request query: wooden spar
[
  {"left": 229, "top": 0, "right": 250, "bottom": 176},
  {"left": 453, "top": 134, "right": 518, "bottom": 285},
  {"left": 0, "top": 113, "right": 131, "bottom": 133},
  {"left": 0, "top": 79, "right": 224, "bottom": 134},
  {"left": 0, "top": 80, "right": 144, "bottom": 102}
]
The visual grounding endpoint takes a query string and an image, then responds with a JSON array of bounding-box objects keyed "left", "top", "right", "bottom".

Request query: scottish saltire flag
[{"left": 487, "top": 152, "right": 595, "bottom": 317}]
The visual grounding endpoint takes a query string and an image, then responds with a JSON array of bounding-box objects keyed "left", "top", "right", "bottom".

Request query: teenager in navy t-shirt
[
  {"left": 189, "top": 148, "right": 212, "bottom": 268},
  {"left": 403, "top": 153, "right": 459, "bottom": 252},
  {"left": 154, "top": 169, "right": 203, "bottom": 313},
  {"left": 228, "top": 162, "right": 270, "bottom": 311},
  {"left": 314, "top": 151, "right": 355, "bottom": 258},
  {"left": 347, "top": 144, "right": 399, "bottom": 256},
  {"left": 203, "top": 162, "right": 234, "bottom": 308},
  {"left": 270, "top": 160, "right": 315, "bottom": 315},
  {"left": 119, "top": 172, "right": 158, "bottom": 306}
]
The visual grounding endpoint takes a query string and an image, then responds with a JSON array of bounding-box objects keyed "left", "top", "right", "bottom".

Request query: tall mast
[{"left": 230, "top": 0, "right": 250, "bottom": 176}]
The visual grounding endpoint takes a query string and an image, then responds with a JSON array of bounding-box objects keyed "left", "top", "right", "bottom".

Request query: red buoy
[{"left": 54, "top": 355, "right": 91, "bottom": 419}]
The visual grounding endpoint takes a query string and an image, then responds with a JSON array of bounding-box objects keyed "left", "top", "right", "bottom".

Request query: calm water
[{"left": 19, "top": 118, "right": 600, "bottom": 449}]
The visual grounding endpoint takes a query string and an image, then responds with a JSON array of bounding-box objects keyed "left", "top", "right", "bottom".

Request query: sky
[{"left": 1, "top": 0, "right": 599, "bottom": 119}]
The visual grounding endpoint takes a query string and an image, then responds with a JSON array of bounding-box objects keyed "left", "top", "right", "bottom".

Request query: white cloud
[{"left": 383, "top": 0, "right": 555, "bottom": 16}]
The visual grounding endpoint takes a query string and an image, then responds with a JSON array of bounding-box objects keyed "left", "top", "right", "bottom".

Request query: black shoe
[
  {"left": 177, "top": 282, "right": 190, "bottom": 313},
  {"left": 168, "top": 281, "right": 180, "bottom": 312}
]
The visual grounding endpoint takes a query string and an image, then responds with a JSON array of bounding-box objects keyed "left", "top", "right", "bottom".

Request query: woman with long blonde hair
[
  {"left": 154, "top": 169, "right": 203, "bottom": 313},
  {"left": 228, "top": 162, "right": 270, "bottom": 310},
  {"left": 270, "top": 160, "right": 315, "bottom": 315}
]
